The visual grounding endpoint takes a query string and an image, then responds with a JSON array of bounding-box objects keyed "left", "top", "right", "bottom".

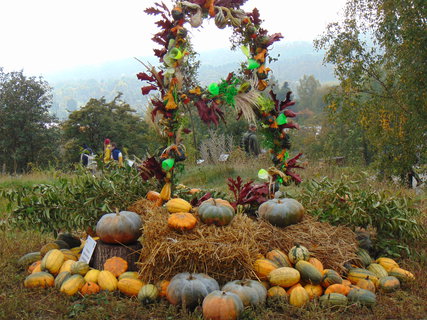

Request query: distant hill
[{"left": 45, "top": 41, "right": 336, "bottom": 119}]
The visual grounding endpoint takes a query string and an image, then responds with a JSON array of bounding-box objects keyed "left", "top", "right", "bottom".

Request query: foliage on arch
[{"left": 137, "top": 0, "right": 303, "bottom": 192}]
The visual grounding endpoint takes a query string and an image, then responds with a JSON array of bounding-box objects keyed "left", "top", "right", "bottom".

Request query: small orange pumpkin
[
  {"left": 103, "top": 256, "right": 128, "bottom": 277},
  {"left": 80, "top": 281, "right": 101, "bottom": 295},
  {"left": 28, "top": 261, "right": 41, "bottom": 274},
  {"left": 146, "top": 191, "right": 163, "bottom": 207},
  {"left": 325, "top": 283, "right": 351, "bottom": 296},
  {"left": 287, "top": 283, "right": 302, "bottom": 295},
  {"left": 357, "top": 277, "right": 376, "bottom": 293},
  {"left": 156, "top": 280, "right": 170, "bottom": 297},
  {"left": 168, "top": 212, "right": 197, "bottom": 231}
]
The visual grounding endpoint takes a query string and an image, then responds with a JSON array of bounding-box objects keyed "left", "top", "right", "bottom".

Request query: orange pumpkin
[
  {"left": 156, "top": 280, "right": 170, "bottom": 297},
  {"left": 168, "top": 212, "right": 197, "bottom": 231},
  {"left": 28, "top": 261, "right": 41, "bottom": 274},
  {"left": 80, "top": 281, "right": 101, "bottom": 295},
  {"left": 287, "top": 283, "right": 302, "bottom": 295},
  {"left": 357, "top": 277, "right": 376, "bottom": 293},
  {"left": 253, "top": 259, "right": 279, "bottom": 280},
  {"left": 146, "top": 191, "right": 163, "bottom": 207},
  {"left": 103, "top": 257, "right": 128, "bottom": 277},
  {"left": 304, "top": 284, "right": 323, "bottom": 299}
]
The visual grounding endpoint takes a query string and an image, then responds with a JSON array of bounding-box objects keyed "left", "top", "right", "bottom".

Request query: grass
[{"left": 0, "top": 164, "right": 426, "bottom": 319}]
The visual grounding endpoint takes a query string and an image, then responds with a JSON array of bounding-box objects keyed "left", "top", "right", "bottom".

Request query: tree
[
  {"left": 0, "top": 68, "right": 59, "bottom": 173},
  {"left": 314, "top": 0, "right": 427, "bottom": 185},
  {"left": 61, "top": 93, "right": 153, "bottom": 165},
  {"left": 297, "top": 75, "right": 321, "bottom": 112}
]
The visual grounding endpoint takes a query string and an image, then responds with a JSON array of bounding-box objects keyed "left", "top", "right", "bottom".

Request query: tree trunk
[{"left": 90, "top": 240, "right": 142, "bottom": 271}]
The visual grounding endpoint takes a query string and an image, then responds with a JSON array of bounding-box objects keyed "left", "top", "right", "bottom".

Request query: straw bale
[{"left": 129, "top": 199, "right": 358, "bottom": 284}]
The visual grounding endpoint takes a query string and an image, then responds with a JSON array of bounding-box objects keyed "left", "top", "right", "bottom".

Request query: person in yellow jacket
[{"left": 103, "top": 138, "right": 112, "bottom": 164}]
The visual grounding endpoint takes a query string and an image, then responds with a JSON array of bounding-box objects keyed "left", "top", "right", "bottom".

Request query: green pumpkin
[
  {"left": 166, "top": 272, "right": 219, "bottom": 308},
  {"left": 258, "top": 198, "right": 305, "bottom": 228},
  {"left": 288, "top": 244, "right": 310, "bottom": 264},
  {"left": 356, "top": 248, "right": 372, "bottom": 267},
  {"left": 18, "top": 252, "right": 41, "bottom": 267},
  {"left": 378, "top": 276, "right": 400, "bottom": 293},
  {"left": 198, "top": 199, "right": 235, "bottom": 226},
  {"left": 221, "top": 280, "right": 267, "bottom": 307},
  {"left": 57, "top": 233, "right": 81, "bottom": 248}
]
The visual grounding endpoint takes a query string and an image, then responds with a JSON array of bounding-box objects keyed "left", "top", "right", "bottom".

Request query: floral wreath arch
[{"left": 138, "top": 0, "right": 303, "bottom": 198}]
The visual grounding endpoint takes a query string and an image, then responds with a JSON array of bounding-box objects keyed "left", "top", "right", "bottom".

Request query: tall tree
[
  {"left": 0, "top": 68, "right": 59, "bottom": 173},
  {"left": 315, "top": 0, "right": 427, "bottom": 184},
  {"left": 61, "top": 93, "right": 153, "bottom": 164}
]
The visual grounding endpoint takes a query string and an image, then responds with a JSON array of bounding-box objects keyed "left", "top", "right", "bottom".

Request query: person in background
[
  {"left": 103, "top": 138, "right": 112, "bottom": 164},
  {"left": 241, "top": 123, "right": 261, "bottom": 157},
  {"left": 80, "top": 144, "right": 94, "bottom": 167},
  {"left": 110, "top": 142, "right": 124, "bottom": 167}
]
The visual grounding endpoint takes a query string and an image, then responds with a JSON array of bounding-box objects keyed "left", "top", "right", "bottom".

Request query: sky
[{"left": 0, "top": 0, "right": 347, "bottom": 77}]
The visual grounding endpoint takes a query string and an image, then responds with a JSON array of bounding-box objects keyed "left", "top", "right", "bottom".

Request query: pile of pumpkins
[
  {"left": 19, "top": 236, "right": 163, "bottom": 302},
  {"left": 250, "top": 244, "right": 415, "bottom": 311}
]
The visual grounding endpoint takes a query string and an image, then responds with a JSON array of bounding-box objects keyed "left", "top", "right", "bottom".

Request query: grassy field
[{"left": 0, "top": 163, "right": 426, "bottom": 320}]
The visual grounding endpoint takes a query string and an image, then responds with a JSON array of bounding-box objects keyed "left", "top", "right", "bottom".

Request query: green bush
[
  {"left": 298, "top": 177, "right": 426, "bottom": 257},
  {"left": 2, "top": 166, "right": 154, "bottom": 236}
]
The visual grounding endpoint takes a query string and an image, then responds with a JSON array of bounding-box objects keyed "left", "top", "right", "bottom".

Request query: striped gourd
[
  {"left": 347, "top": 268, "right": 378, "bottom": 287},
  {"left": 367, "top": 263, "right": 388, "bottom": 279}
]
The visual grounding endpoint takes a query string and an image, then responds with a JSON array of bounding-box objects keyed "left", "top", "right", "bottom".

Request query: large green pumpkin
[
  {"left": 96, "top": 210, "right": 142, "bottom": 244},
  {"left": 258, "top": 198, "right": 304, "bottom": 228},
  {"left": 222, "top": 279, "right": 267, "bottom": 306},
  {"left": 166, "top": 272, "right": 219, "bottom": 308},
  {"left": 198, "top": 199, "right": 235, "bottom": 226}
]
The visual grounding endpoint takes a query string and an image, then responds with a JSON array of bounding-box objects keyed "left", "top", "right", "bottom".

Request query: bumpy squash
[
  {"left": 253, "top": 259, "right": 279, "bottom": 280},
  {"left": 104, "top": 257, "right": 128, "bottom": 277},
  {"left": 60, "top": 274, "right": 85, "bottom": 296},
  {"left": 202, "top": 290, "right": 244, "bottom": 320},
  {"left": 24, "top": 272, "right": 54, "bottom": 288},
  {"left": 118, "top": 278, "right": 144, "bottom": 297},
  {"left": 166, "top": 272, "right": 219, "bottom": 308},
  {"left": 288, "top": 244, "right": 310, "bottom": 264},
  {"left": 378, "top": 276, "right": 400, "bottom": 292},
  {"left": 266, "top": 249, "right": 292, "bottom": 268},
  {"left": 258, "top": 198, "right": 305, "bottom": 228},
  {"left": 268, "top": 267, "right": 301, "bottom": 288},
  {"left": 222, "top": 280, "right": 267, "bottom": 307},
  {"left": 168, "top": 212, "right": 197, "bottom": 231},
  {"left": 138, "top": 284, "right": 159, "bottom": 304},
  {"left": 41, "top": 249, "right": 64, "bottom": 275},
  {"left": 289, "top": 286, "right": 309, "bottom": 307},
  {"left": 80, "top": 281, "right": 101, "bottom": 295},
  {"left": 156, "top": 280, "right": 170, "bottom": 297},
  {"left": 295, "top": 260, "right": 323, "bottom": 285},
  {"left": 165, "top": 198, "right": 192, "bottom": 213},
  {"left": 98, "top": 270, "right": 118, "bottom": 292}
]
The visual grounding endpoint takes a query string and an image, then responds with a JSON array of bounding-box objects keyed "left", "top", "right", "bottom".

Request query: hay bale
[{"left": 129, "top": 199, "right": 358, "bottom": 284}]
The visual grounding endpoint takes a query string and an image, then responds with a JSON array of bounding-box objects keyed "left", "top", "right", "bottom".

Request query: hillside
[{"left": 46, "top": 41, "right": 336, "bottom": 119}]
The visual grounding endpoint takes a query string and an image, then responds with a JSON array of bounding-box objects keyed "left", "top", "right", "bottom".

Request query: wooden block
[{"left": 90, "top": 240, "right": 142, "bottom": 271}]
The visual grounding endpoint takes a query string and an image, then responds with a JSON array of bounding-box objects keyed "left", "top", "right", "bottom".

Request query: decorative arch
[{"left": 137, "top": 0, "right": 303, "bottom": 197}]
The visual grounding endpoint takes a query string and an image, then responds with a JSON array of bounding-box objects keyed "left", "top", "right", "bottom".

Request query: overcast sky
[{"left": 0, "top": 0, "right": 346, "bottom": 77}]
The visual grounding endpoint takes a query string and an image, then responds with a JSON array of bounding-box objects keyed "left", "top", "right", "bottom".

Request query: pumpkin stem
[
  {"left": 115, "top": 208, "right": 120, "bottom": 215},
  {"left": 212, "top": 198, "right": 216, "bottom": 206}
]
